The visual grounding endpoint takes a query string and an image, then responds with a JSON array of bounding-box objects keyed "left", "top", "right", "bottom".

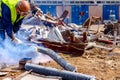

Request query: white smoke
[
  {"left": 0, "top": 17, "right": 57, "bottom": 66},
  {"left": 0, "top": 39, "right": 38, "bottom": 65},
  {"left": 0, "top": 33, "right": 52, "bottom": 66}
]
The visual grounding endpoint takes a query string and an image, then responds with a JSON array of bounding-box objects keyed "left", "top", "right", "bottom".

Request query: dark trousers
[
  {"left": 0, "top": 29, "right": 5, "bottom": 41},
  {"left": 0, "top": 18, "right": 5, "bottom": 41}
]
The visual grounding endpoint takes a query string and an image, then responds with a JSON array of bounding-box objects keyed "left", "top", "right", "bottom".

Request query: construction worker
[{"left": 0, "top": 0, "right": 30, "bottom": 43}]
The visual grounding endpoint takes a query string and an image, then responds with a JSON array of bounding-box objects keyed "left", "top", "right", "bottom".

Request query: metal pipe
[
  {"left": 37, "top": 47, "right": 76, "bottom": 72},
  {"left": 25, "top": 63, "right": 96, "bottom": 80}
]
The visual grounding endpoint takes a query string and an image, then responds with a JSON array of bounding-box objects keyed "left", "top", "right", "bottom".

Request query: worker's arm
[
  {"left": 13, "top": 19, "right": 23, "bottom": 33},
  {"left": 1, "top": 3, "right": 15, "bottom": 40}
]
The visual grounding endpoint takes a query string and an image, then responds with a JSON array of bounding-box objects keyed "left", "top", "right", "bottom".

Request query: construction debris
[
  {"left": 0, "top": 72, "right": 8, "bottom": 76},
  {"left": 19, "top": 74, "right": 62, "bottom": 80},
  {"left": 0, "top": 3, "right": 120, "bottom": 80},
  {"left": 85, "top": 42, "right": 113, "bottom": 51},
  {"left": 97, "top": 38, "right": 113, "bottom": 44},
  {"left": 13, "top": 70, "right": 32, "bottom": 80},
  {"left": 19, "top": 58, "right": 32, "bottom": 70},
  {"left": 2, "top": 77, "right": 12, "bottom": 80},
  {"left": 32, "top": 39, "right": 85, "bottom": 55},
  {"left": 36, "top": 46, "right": 76, "bottom": 72}
]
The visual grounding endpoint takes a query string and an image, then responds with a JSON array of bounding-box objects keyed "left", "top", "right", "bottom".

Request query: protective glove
[{"left": 12, "top": 37, "right": 23, "bottom": 44}]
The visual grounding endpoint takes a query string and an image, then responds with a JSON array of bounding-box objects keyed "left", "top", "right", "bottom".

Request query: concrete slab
[{"left": 20, "top": 74, "right": 61, "bottom": 80}]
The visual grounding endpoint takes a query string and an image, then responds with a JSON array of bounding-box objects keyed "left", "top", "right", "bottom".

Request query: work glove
[{"left": 12, "top": 37, "right": 23, "bottom": 44}]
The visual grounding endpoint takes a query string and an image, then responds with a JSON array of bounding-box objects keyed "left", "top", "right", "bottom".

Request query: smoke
[
  {"left": 0, "top": 35, "right": 52, "bottom": 66},
  {"left": 0, "top": 39, "right": 37, "bottom": 65},
  {"left": 0, "top": 18, "right": 54, "bottom": 66}
]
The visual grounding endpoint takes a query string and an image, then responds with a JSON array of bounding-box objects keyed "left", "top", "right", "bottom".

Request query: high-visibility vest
[{"left": 0, "top": 0, "right": 23, "bottom": 25}]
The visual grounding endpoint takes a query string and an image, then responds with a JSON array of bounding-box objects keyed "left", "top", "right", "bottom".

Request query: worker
[{"left": 0, "top": 0, "right": 30, "bottom": 43}]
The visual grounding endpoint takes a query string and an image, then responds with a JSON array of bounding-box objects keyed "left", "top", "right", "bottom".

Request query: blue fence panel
[
  {"left": 71, "top": 5, "right": 89, "bottom": 25},
  {"left": 103, "top": 5, "right": 119, "bottom": 21},
  {"left": 39, "top": 5, "right": 56, "bottom": 17}
]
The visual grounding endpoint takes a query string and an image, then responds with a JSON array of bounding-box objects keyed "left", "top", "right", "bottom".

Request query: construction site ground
[{"left": 0, "top": 25, "right": 120, "bottom": 80}]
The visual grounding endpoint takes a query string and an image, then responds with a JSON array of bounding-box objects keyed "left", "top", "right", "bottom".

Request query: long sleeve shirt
[{"left": 1, "top": 3, "right": 23, "bottom": 39}]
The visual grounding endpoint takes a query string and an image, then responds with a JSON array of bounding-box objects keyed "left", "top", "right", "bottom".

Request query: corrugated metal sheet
[
  {"left": 56, "top": 6, "right": 71, "bottom": 23},
  {"left": 89, "top": 5, "right": 102, "bottom": 19},
  {"left": 103, "top": 5, "right": 119, "bottom": 21},
  {"left": 71, "top": 5, "right": 89, "bottom": 25},
  {"left": 39, "top": 5, "right": 56, "bottom": 17}
]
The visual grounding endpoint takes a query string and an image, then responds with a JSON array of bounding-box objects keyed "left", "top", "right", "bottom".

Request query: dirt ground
[
  {"left": 1, "top": 47, "right": 120, "bottom": 80},
  {"left": 42, "top": 25, "right": 120, "bottom": 80},
  {"left": 0, "top": 25, "right": 120, "bottom": 80},
  {"left": 42, "top": 46, "right": 120, "bottom": 80}
]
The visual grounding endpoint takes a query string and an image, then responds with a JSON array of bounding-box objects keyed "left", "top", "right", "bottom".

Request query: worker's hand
[{"left": 12, "top": 37, "right": 23, "bottom": 44}]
